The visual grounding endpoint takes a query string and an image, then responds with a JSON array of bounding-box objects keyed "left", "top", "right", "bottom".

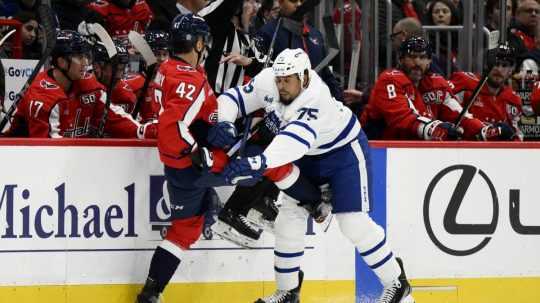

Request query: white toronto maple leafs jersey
[{"left": 218, "top": 68, "right": 360, "bottom": 168}]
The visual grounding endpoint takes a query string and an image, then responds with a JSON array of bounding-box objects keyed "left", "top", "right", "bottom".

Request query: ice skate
[
  {"left": 212, "top": 208, "right": 262, "bottom": 247},
  {"left": 254, "top": 270, "right": 303, "bottom": 303},
  {"left": 377, "top": 258, "right": 415, "bottom": 303}
]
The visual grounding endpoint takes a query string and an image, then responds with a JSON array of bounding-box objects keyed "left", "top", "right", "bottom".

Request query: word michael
[{"left": 0, "top": 183, "right": 137, "bottom": 239}]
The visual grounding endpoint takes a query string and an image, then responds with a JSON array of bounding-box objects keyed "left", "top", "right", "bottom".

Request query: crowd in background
[{"left": 0, "top": 0, "right": 539, "bottom": 141}]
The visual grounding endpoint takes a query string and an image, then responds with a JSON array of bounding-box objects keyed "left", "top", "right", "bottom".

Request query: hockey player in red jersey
[
  {"left": 123, "top": 30, "right": 171, "bottom": 123},
  {"left": 361, "top": 36, "right": 498, "bottom": 141},
  {"left": 92, "top": 40, "right": 138, "bottom": 115},
  {"left": 87, "top": 0, "right": 153, "bottom": 38},
  {"left": 3, "top": 30, "right": 155, "bottom": 139},
  {"left": 450, "top": 44, "right": 522, "bottom": 141},
  {"left": 135, "top": 14, "right": 218, "bottom": 303}
]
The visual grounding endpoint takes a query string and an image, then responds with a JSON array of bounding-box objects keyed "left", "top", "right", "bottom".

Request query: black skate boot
[
  {"left": 135, "top": 278, "right": 161, "bottom": 303},
  {"left": 254, "top": 270, "right": 304, "bottom": 303},
  {"left": 247, "top": 196, "right": 279, "bottom": 231},
  {"left": 212, "top": 208, "right": 262, "bottom": 247},
  {"left": 377, "top": 257, "right": 415, "bottom": 303}
]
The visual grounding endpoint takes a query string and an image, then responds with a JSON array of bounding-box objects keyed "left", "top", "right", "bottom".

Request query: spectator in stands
[
  {"left": 256, "top": 0, "right": 343, "bottom": 100},
  {"left": 250, "top": 0, "right": 279, "bottom": 33},
  {"left": 12, "top": 10, "right": 40, "bottom": 59},
  {"left": 87, "top": 0, "right": 154, "bottom": 39},
  {"left": 510, "top": 0, "right": 540, "bottom": 51},
  {"left": 52, "top": 0, "right": 105, "bottom": 31},
  {"left": 425, "top": 0, "right": 461, "bottom": 76},
  {"left": 486, "top": 0, "right": 515, "bottom": 31},
  {"left": 360, "top": 36, "right": 505, "bottom": 141},
  {"left": 450, "top": 44, "right": 522, "bottom": 141}
]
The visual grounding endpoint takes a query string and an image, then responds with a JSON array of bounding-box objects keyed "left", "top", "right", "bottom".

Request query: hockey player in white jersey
[{"left": 214, "top": 48, "right": 415, "bottom": 303}]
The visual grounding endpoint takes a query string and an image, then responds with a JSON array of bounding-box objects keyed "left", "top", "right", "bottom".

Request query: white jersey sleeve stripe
[
  {"left": 278, "top": 131, "right": 311, "bottom": 149},
  {"left": 182, "top": 87, "right": 206, "bottom": 126},
  {"left": 282, "top": 121, "right": 317, "bottom": 139},
  {"left": 318, "top": 115, "right": 356, "bottom": 149},
  {"left": 232, "top": 86, "right": 247, "bottom": 117}
]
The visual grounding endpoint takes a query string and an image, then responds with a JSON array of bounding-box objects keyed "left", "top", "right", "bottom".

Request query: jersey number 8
[{"left": 386, "top": 84, "right": 397, "bottom": 99}]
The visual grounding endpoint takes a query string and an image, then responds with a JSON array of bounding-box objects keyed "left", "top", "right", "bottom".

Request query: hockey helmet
[
  {"left": 272, "top": 48, "right": 312, "bottom": 85},
  {"left": 399, "top": 36, "right": 432, "bottom": 58},
  {"left": 93, "top": 40, "right": 130, "bottom": 65},
  {"left": 486, "top": 43, "right": 516, "bottom": 70},
  {"left": 52, "top": 30, "right": 91, "bottom": 65},
  {"left": 169, "top": 13, "right": 211, "bottom": 52},
  {"left": 145, "top": 30, "right": 170, "bottom": 51}
]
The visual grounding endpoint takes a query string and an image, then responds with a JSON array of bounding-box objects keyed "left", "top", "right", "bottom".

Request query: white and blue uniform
[
  {"left": 218, "top": 67, "right": 369, "bottom": 212},
  {"left": 218, "top": 65, "right": 402, "bottom": 294}
]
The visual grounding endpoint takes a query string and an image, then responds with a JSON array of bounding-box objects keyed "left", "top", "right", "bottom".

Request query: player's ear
[
  {"left": 57, "top": 57, "right": 69, "bottom": 70},
  {"left": 303, "top": 70, "right": 310, "bottom": 88},
  {"left": 195, "top": 38, "right": 204, "bottom": 53}
]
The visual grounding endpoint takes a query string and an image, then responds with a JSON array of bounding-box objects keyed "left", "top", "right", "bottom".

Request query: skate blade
[
  {"left": 246, "top": 209, "right": 275, "bottom": 233},
  {"left": 211, "top": 221, "right": 258, "bottom": 248},
  {"left": 400, "top": 294, "right": 415, "bottom": 303}
]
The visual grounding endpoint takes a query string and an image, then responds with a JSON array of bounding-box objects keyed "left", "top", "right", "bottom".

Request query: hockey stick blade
[
  {"left": 92, "top": 24, "right": 118, "bottom": 137},
  {"left": 128, "top": 31, "right": 157, "bottom": 66},
  {"left": 455, "top": 31, "right": 501, "bottom": 127},
  {"left": 128, "top": 30, "right": 158, "bottom": 119},
  {"left": 0, "top": 2, "right": 56, "bottom": 132},
  {"left": 92, "top": 23, "right": 117, "bottom": 58}
]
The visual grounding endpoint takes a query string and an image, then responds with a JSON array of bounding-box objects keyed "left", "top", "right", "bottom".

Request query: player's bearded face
[
  {"left": 487, "top": 61, "right": 513, "bottom": 88},
  {"left": 276, "top": 75, "right": 302, "bottom": 105},
  {"left": 400, "top": 52, "right": 431, "bottom": 84}
]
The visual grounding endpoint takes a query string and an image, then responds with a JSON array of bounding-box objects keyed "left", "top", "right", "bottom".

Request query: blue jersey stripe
[
  {"left": 318, "top": 115, "right": 357, "bottom": 150},
  {"left": 274, "top": 251, "right": 304, "bottom": 258},
  {"left": 233, "top": 87, "right": 246, "bottom": 117},
  {"left": 283, "top": 121, "right": 317, "bottom": 139},
  {"left": 274, "top": 266, "right": 300, "bottom": 273},
  {"left": 370, "top": 252, "right": 393, "bottom": 269},
  {"left": 279, "top": 131, "right": 311, "bottom": 149},
  {"left": 222, "top": 92, "right": 239, "bottom": 109}
]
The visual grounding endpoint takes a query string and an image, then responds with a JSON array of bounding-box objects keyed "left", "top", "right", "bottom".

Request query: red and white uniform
[
  {"left": 360, "top": 69, "right": 484, "bottom": 139},
  {"left": 6, "top": 70, "right": 148, "bottom": 138},
  {"left": 155, "top": 58, "right": 218, "bottom": 169},
  {"left": 450, "top": 71, "right": 523, "bottom": 141},
  {"left": 87, "top": 0, "right": 153, "bottom": 38},
  {"left": 124, "top": 72, "right": 161, "bottom": 123},
  {"left": 529, "top": 81, "right": 540, "bottom": 115},
  {"left": 111, "top": 78, "right": 137, "bottom": 114}
]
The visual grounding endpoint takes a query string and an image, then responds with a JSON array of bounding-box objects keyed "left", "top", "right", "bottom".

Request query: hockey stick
[
  {"left": 93, "top": 23, "right": 119, "bottom": 138},
  {"left": 236, "top": 18, "right": 283, "bottom": 157},
  {"left": 455, "top": 30, "right": 500, "bottom": 127},
  {"left": 128, "top": 31, "right": 158, "bottom": 120},
  {"left": 0, "top": 29, "right": 17, "bottom": 48},
  {"left": 0, "top": 1, "right": 56, "bottom": 132}
]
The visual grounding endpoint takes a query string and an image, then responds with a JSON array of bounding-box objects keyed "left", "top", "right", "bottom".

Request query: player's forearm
[{"left": 262, "top": 135, "right": 310, "bottom": 168}]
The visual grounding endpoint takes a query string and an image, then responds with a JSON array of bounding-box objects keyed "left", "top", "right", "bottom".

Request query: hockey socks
[
  {"left": 147, "top": 243, "right": 182, "bottom": 293},
  {"left": 335, "top": 212, "right": 400, "bottom": 285}
]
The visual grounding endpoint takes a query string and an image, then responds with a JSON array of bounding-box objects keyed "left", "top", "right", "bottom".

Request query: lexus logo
[{"left": 423, "top": 165, "right": 499, "bottom": 256}]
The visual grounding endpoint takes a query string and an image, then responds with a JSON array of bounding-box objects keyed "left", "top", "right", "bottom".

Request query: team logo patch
[{"left": 40, "top": 79, "right": 58, "bottom": 89}]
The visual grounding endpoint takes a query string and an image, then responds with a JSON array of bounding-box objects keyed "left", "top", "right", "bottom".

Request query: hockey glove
[
  {"left": 300, "top": 184, "right": 333, "bottom": 223},
  {"left": 137, "top": 122, "right": 158, "bottom": 139},
  {"left": 207, "top": 121, "right": 237, "bottom": 149},
  {"left": 222, "top": 154, "right": 267, "bottom": 186},
  {"left": 478, "top": 122, "right": 516, "bottom": 141},
  {"left": 422, "top": 120, "right": 463, "bottom": 141}
]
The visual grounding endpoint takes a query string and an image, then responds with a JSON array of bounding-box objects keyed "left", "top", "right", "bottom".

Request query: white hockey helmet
[{"left": 272, "top": 48, "right": 312, "bottom": 86}]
